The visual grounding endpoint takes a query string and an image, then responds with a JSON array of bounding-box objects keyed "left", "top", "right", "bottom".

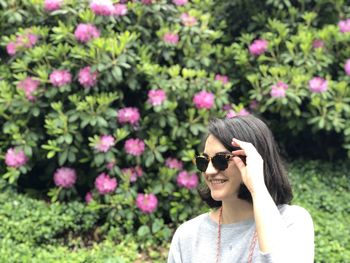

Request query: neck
[{"left": 219, "top": 196, "right": 254, "bottom": 224}]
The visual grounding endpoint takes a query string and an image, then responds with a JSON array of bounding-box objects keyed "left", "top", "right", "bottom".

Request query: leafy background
[{"left": 0, "top": 0, "right": 349, "bottom": 262}]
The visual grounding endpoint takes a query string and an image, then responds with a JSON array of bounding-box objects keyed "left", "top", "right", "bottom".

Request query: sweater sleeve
[{"left": 259, "top": 205, "right": 314, "bottom": 263}]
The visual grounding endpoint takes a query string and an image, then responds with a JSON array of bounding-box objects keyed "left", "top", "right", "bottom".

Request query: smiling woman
[{"left": 167, "top": 115, "right": 314, "bottom": 263}]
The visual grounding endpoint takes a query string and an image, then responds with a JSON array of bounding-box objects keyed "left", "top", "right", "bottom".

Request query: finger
[
  {"left": 233, "top": 156, "right": 246, "bottom": 175},
  {"left": 232, "top": 138, "right": 255, "bottom": 152},
  {"left": 231, "top": 150, "right": 246, "bottom": 156}
]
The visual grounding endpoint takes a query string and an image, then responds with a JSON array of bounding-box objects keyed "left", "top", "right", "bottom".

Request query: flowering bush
[{"left": 0, "top": 0, "right": 350, "bottom": 253}]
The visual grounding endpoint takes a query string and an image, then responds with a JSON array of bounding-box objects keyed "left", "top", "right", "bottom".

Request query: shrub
[
  {"left": 0, "top": 0, "right": 349, "bottom": 253},
  {"left": 288, "top": 160, "right": 350, "bottom": 263}
]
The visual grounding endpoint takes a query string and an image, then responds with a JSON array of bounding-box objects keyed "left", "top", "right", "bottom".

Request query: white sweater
[{"left": 167, "top": 204, "right": 314, "bottom": 263}]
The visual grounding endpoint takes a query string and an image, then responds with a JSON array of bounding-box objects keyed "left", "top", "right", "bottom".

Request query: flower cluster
[
  {"left": 309, "top": 77, "right": 328, "bottom": 93},
  {"left": 270, "top": 81, "right": 289, "bottom": 98},
  {"left": 95, "top": 173, "right": 117, "bottom": 195},
  {"left": 177, "top": 171, "right": 198, "bottom": 189},
  {"left": 78, "top": 66, "right": 98, "bottom": 88},
  {"left": 148, "top": 89, "right": 167, "bottom": 106},
  {"left": 90, "top": 0, "right": 127, "bottom": 16},
  {"left": 74, "top": 24, "right": 100, "bottom": 43},
  {"left": 172, "top": 0, "right": 188, "bottom": 6},
  {"left": 180, "top": 13, "right": 197, "bottom": 27},
  {"left": 338, "top": 18, "right": 350, "bottom": 33},
  {"left": 225, "top": 107, "right": 250, "bottom": 119},
  {"left": 5, "top": 148, "right": 28, "bottom": 168},
  {"left": 163, "top": 32, "right": 179, "bottom": 45},
  {"left": 94, "top": 135, "right": 115, "bottom": 153},
  {"left": 215, "top": 74, "right": 229, "bottom": 85},
  {"left": 53, "top": 167, "right": 77, "bottom": 188},
  {"left": 249, "top": 39, "right": 268, "bottom": 56},
  {"left": 344, "top": 59, "right": 350, "bottom": 76},
  {"left": 122, "top": 166, "right": 143, "bottom": 182},
  {"left": 44, "top": 0, "right": 63, "bottom": 12},
  {"left": 193, "top": 91, "right": 215, "bottom": 109},
  {"left": 17, "top": 77, "right": 40, "bottom": 101},
  {"left": 49, "top": 69, "right": 72, "bottom": 87},
  {"left": 136, "top": 193, "right": 158, "bottom": 213},
  {"left": 6, "top": 31, "right": 38, "bottom": 56},
  {"left": 165, "top": 157, "right": 183, "bottom": 170},
  {"left": 117, "top": 107, "right": 140, "bottom": 125},
  {"left": 312, "top": 39, "right": 324, "bottom": 49},
  {"left": 124, "top": 138, "right": 145, "bottom": 156}
]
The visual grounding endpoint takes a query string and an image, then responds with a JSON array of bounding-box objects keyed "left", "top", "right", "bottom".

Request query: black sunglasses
[{"left": 195, "top": 153, "right": 234, "bottom": 172}]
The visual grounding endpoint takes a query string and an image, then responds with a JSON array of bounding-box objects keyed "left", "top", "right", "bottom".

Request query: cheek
[{"left": 226, "top": 163, "right": 242, "bottom": 180}]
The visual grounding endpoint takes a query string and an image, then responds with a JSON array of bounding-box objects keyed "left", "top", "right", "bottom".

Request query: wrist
[{"left": 250, "top": 184, "right": 269, "bottom": 199}]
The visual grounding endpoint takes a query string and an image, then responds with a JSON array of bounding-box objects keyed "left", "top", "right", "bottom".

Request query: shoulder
[
  {"left": 278, "top": 204, "right": 313, "bottom": 226},
  {"left": 176, "top": 212, "right": 209, "bottom": 232},
  {"left": 172, "top": 212, "right": 209, "bottom": 240}
]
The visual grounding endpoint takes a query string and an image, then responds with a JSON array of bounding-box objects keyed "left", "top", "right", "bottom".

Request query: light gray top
[{"left": 167, "top": 204, "right": 314, "bottom": 263}]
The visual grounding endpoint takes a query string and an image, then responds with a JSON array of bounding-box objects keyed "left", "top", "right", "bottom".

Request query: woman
[{"left": 167, "top": 115, "right": 314, "bottom": 263}]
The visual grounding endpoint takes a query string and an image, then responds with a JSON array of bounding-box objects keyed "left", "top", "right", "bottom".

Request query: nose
[{"left": 205, "top": 159, "right": 218, "bottom": 175}]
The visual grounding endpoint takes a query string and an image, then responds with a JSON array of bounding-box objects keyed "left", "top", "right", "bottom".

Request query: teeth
[{"left": 211, "top": 179, "right": 227, "bottom": 184}]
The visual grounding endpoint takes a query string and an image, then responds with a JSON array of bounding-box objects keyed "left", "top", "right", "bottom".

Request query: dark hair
[{"left": 197, "top": 115, "right": 293, "bottom": 207}]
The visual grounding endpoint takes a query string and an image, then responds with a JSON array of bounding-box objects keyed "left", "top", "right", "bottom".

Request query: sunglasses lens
[
  {"left": 212, "top": 155, "right": 229, "bottom": 171},
  {"left": 195, "top": 156, "right": 209, "bottom": 172}
]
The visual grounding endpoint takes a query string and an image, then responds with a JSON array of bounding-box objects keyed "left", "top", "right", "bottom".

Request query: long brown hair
[{"left": 197, "top": 115, "right": 293, "bottom": 207}]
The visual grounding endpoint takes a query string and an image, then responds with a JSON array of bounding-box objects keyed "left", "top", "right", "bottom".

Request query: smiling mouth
[{"left": 209, "top": 179, "right": 228, "bottom": 185}]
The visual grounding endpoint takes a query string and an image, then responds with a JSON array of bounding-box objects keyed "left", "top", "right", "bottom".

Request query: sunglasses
[{"left": 195, "top": 153, "right": 234, "bottom": 172}]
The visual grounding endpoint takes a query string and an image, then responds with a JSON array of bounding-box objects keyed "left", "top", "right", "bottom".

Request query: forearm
[{"left": 251, "top": 186, "right": 287, "bottom": 254}]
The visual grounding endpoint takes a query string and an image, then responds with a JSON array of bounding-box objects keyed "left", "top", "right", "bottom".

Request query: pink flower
[
  {"left": 95, "top": 173, "right": 117, "bottom": 195},
  {"left": 180, "top": 13, "right": 197, "bottom": 27},
  {"left": 78, "top": 66, "right": 98, "bottom": 88},
  {"left": 226, "top": 110, "right": 237, "bottom": 119},
  {"left": 16, "top": 33, "right": 38, "bottom": 48},
  {"left": 308, "top": 77, "right": 328, "bottom": 93},
  {"left": 270, "top": 81, "right": 289, "bottom": 98},
  {"left": 5, "top": 148, "right": 28, "bottom": 168},
  {"left": 44, "top": 0, "right": 63, "bottom": 11},
  {"left": 113, "top": 4, "right": 128, "bottom": 16},
  {"left": 122, "top": 166, "right": 143, "bottom": 182},
  {"left": 215, "top": 74, "right": 229, "bottom": 85},
  {"left": 344, "top": 59, "right": 350, "bottom": 76},
  {"left": 312, "top": 39, "right": 324, "bottom": 49},
  {"left": 53, "top": 167, "right": 77, "bottom": 188},
  {"left": 6, "top": 42, "right": 17, "bottom": 56},
  {"left": 148, "top": 89, "right": 166, "bottom": 106},
  {"left": 249, "top": 39, "right": 268, "bottom": 56},
  {"left": 74, "top": 24, "right": 100, "bottom": 43},
  {"left": 124, "top": 138, "right": 145, "bottom": 156},
  {"left": 136, "top": 193, "right": 158, "bottom": 213},
  {"left": 117, "top": 107, "right": 140, "bottom": 125},
  {"left": 90, "top": 0, "right": 115, "bottom": 16},
  {"left": 238, "top": 108, "right": 250, "bottom": 116},
  {"left": 163, "top": 32, "right": 179, "bottom": 45},
  {"left": 142, "top": 0, "right": 153, "bottom": 4},
  {"left": 338, "top": 18, "right": 350, "bottom": 33},
  {"left": 249, "top": 100, "right": 259, "bottom": 110},
  {"left": 177, "top": 171, "right": 198, "bottom": 189},
  {"left": 95, "top": 135, "right": 115, "bottom": 152},
  {"left": 106, "top": 160, "right": 116, "bottom": 170},
  {"left": 165, "top": 158, "right": 183, "bottom": 170},
  {"left": 49, "top": 69, "right": 72, "bottom": 87},
  {"left": 17, "top": 77, "right": 40, "bottom": 101},
  {"left": 193, "top": 90, "right": 215, "bottom": 109},
  {"left": 85, "top": 192, "right": 93, "bottom": 203},
  {"left": 172, "top": 0, "right": 188, "bottom": 6}
]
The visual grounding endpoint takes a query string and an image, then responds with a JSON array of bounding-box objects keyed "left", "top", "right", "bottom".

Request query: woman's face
[{"left": 203, "top": 134, "right": 242, "bottom": 202}]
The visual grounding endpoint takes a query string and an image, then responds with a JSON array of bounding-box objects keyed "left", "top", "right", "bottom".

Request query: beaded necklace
[{"left": 216, "top": 206, "right": 258, "bottom": 263}]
